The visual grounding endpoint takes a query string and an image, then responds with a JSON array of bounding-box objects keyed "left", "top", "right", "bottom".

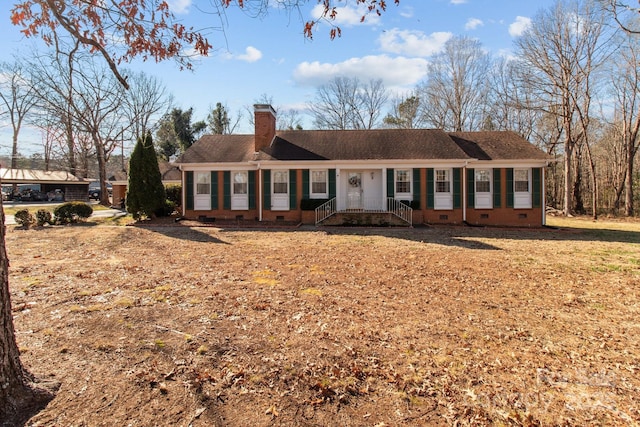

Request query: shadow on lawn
[
  {"left": 132, "top": 219, "right": 639, "bottom": 250},
  {"left": 325, "top": 223, "right": 640, "bottom": 248},
  {"left": 211, "top": 222, "right": 639, "bottom": 250},
  {"left": 143, "top": 225, "right": 230, "bottom": 244}
]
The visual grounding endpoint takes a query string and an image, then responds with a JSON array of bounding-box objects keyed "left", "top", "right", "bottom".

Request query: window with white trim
[
  {"left": 514, "top": 169, "right": 529, "bottom": 192},
  {"left": 233, "top": 171, "right": 247, "bottom": 195},
  {"left": 475, "top": 169, "right": 492, "bottom": 209},
  {"left": 395, "top": 169, "right": 411, "bottom": 195},
  {"left": 435, "top": 169, "right": 450, "bottom": 193},
  {"left": 475, "top": 169, "right": 491, "bottom": 193},
  {"left": 310, "top": 170, "right": 328, "bottom": 198},
  {"left": 514, "top": 168, "right": 532, "bottom": 208},
  {"left": 273, "top": 170, "right": 288, "bottom": 194},
  {"left": 196, "top": 172, "right": 210, "bottom": 195}
]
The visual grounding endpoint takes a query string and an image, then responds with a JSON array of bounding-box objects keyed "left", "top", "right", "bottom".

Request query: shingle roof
[
  {"left": 258, "top": 129, "right": 469, "bottom": 161},
  {"left": 175, "top": 134, "right": 256, "bottom": 163},
  {"left": 175, "top": 129, "right": 550, "bottom": 164},
  {"left": 449, "top": 131, "right": 551, "bottom": 161}
]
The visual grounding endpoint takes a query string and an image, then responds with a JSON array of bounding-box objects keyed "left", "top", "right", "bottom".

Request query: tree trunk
[
  {"left": 625, "top": 153, "right": 634, "bottom": 216},
  {"left": 95, "top": 135, "right": 110, "bottom": 206},
  {"left": 563, "top": 143, "right": 573, "bottom": 216},
  {"left": 0, "top": 199, "right": 57, "bottom": 425}
]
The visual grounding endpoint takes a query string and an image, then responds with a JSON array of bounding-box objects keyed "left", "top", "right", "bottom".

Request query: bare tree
[
  {"left": 309, "top": 77, "right": 388, "bottom": 130},
  {"left": 0, "top": 60, "right": 39, "bottom": 170},
  {"left": 29, "top": 44, "right": 84, "bottom": 176},
  {"left": 610, "top": 32, "right": 640, "bottom": 216},
  {"left": 514, "top": 0, "right": 610, "bottom": 216},
  {"left": 417, "top": 36, "right": 492, "bottom": 132},
  {"left": 123, "top": 70, "right": 172, "bottom": 142},
  {"left": 488, "top": 58, "right": 541, "bottom": 140},
  {"left": 71, "top": 59, "right": 129, "bottom": 205},
  {"left": 600, "top": 0, "right": 640, "bottom": 34}
]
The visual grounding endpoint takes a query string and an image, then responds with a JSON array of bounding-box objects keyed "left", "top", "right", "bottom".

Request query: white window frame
[
  {"left": 310, "top": 169, "right": 328, "bottom": 199},
  {"left": 194, "top": 172, "right": 211, "bottom": 210},
  {"left": 434, "top": 168, "right": 453, "bottom": 210},
  {"left": 514, "top": 168, "right": 532, "bottom": 209},
  {"left": 271, "top": 170, "right": 290, "bottom": 211},
  {"left": 475, "top": 168, "right": 492, "bottom": 209},
  {"left": 232, "top": 171, "right": 248, "bottom": 195},
  {"left": 231, "top": 171, "right": 249, "bottom": 210},
  {"left": 395, "top": 169, "right": 412, "bottom": 199},
  {"left": 196, "top": 172, "right": 210, "bottom": 195}
]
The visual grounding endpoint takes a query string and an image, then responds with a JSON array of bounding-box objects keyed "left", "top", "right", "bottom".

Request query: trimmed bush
[
  {"left": 165, "top": 184, "right": 182, "bottom": 207},
  {"left": 400, "top": 200, "right": 420, "bottom": 209},
  {"left": 36, "top": 209, "right": 53, "bottom": 226},
  {"left": 300, "top": 198, "right": 330, "bottom": 211},
  {"left": 14, "top": 209, "right": 35, "bottom": 228},
  {"left": 54, "top": 202, "right": 93, "bottom": 224},
  {"left": 154, "top": 199, "right": 177, "bottom": 217}
]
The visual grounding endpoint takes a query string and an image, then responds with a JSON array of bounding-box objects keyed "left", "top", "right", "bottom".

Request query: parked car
[
  {"left": 47, "top": 189, "right": 64, "bottom": 202},
  {"left": 88, "top": 188, "right": 101, "bottom": 200},
  {"left": 88, "top": 182, "right": 112, "bottom": 200}
]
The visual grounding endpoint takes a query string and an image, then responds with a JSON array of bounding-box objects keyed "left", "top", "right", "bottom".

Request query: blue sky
[{"left": 0, "top": 0, "right": 556, "bottom": 156}]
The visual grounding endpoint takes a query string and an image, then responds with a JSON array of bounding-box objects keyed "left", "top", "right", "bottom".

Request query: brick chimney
[{"left": 254, "top": 104, "right": 276, "bottom": 152}]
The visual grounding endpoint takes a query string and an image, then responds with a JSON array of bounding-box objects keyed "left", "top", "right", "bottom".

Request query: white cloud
[
  {"left": 450, "top": 0, "right": 467, "bottom": 4},
  {"left": 465, "top": 18, "right": 484, "bottom": 31},
  {"left": 378, "top": 29, "right": 452, "bottom": 57},
  {"left": 293, "top": 55, "right": 428, "bottom": 90},
  {"left": 226, "top": 46, "right": 263, "bottom": 63},
  {"left": 311, "top": 3, "right": 381, "bottom": 27},
  {"left": 167, "top": 0, "right": 191, "bottom": 14},
  {"left": 399, "top": 6, "right": 414, "bottom": 19},
  {"left": 509, "top": 16, "right": 532, "bottom": 37}
]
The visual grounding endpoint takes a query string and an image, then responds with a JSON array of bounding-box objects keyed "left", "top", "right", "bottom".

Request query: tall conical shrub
[{"left": 126, "top": 132, "right": 166, "bottom": 220}]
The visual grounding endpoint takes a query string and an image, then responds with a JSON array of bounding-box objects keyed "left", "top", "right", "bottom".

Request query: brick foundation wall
[
  {"left": 422, "top": 209, "right": 464, "bottom": 225},
  {"left": 466, "top": 207, "right": 543, "bottom": 228}
]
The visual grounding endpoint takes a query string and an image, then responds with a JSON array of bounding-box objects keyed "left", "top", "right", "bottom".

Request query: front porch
[{"left": 315, "top": 197, "right": 413, "bottom": 226}]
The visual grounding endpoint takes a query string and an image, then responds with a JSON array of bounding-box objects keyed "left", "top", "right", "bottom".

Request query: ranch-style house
[{"left": 175, "top": 104, "right": 551, "bottom": 227}]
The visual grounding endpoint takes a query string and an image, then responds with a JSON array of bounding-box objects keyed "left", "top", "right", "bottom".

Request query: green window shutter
[
  {"left": 185, "top": 171, "right": 194, "bottom": 210},
  {"left": 532, "top": 167, "right": 541, "bottom": 208},
  {"left": 506, "top": 168, "right": 514, "bottom": 208},
  {"left": 223, "top": 171, "right": 231, "bottom": 210},
  {"left": 302, "top": 169, "right": 309, "bottom": 199},
  {"left": 412, "top": 168, "right": 421, "bottom": 208},
  {"left": 210, "top": 171, "right": 218, "bottom": 209},
  {"left": 493, "top": 168, "right": 501, "bottom": 208},
  {"left": 263, "top": 169, "right": 271, "bottom": 210},
  {"left": 453, "top": 168, "right": 462, "bottom": 209},
  {"left": 289, "top": 169, "right": 297, "bottom": 210},
  {"left": 426, "top": 168, "right": 434, "bottom": 209},
  {"left": 467, "top": 168, "right": 475, "bottom": 209},
  {"left": 328, "top": 169, "right": 336, "bottom": 199},
  {"left": 387, "top": 168, "right": 395, "bottom": 198},
  {"left": 248, "top": 170, "right": 256, "bottom": 209}
]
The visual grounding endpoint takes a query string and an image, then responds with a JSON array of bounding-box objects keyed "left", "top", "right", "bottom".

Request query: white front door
[
  {"left": 271, "top": 170, "right": 289, "bottom": 210},
  {"left": 231, "top": 171, "right": 248, "bottom": 210},
  {"left": 347, "top": 172, "right": 363, "bottom": 210}
]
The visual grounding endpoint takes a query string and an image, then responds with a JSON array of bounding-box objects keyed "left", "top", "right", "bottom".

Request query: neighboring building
[
  {"left": 110, "top": 161, "right": 181, "bottom": 207},
  {"left": 0, "top": 167, "right": 89, "bottom": 201},
  {"left": 174, "top": 105, "right": 551, "bottom": 227}
]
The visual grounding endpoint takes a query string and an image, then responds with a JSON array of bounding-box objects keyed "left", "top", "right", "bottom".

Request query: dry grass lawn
[{"left": 7, "top": 216, "right": 640, "bottom": 426}]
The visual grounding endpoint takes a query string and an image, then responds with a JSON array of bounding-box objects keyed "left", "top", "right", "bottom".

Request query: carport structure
[{"left": 0, "top": 167, "right": 90, "bottom": 201}]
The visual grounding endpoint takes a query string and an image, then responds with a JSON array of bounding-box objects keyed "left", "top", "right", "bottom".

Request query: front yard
[{"left": 7, "top": 218, "right": 640, "bottom": 426}]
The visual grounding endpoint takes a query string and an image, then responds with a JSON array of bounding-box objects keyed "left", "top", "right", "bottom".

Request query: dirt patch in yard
[{"left": 7, "top": 219, "right": 640, "bottom": 426}]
